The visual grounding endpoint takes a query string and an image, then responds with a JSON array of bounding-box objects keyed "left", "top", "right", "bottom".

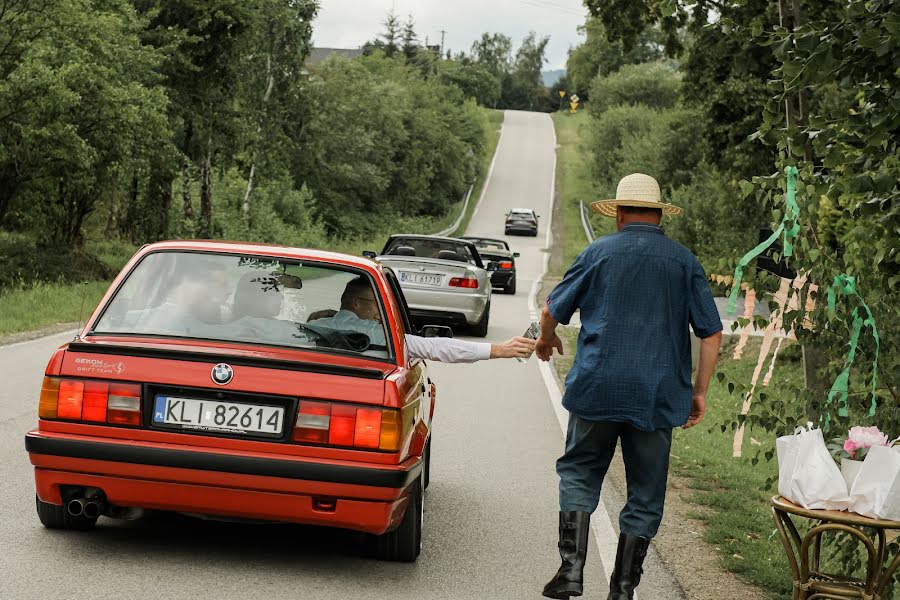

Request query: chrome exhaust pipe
[
  {"left": 83, "top": 500, "right": 104, "bottom": 519},
  {"left": 67, "top": 498, "right": 86, "bottom": 517}
]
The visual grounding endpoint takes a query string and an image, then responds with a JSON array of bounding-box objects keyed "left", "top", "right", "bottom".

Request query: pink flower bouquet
[{"left": 839, "top": 426, "right": 890, "bottom": 461}]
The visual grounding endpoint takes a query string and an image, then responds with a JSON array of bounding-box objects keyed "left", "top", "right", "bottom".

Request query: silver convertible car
[{"left": 366, "top": 235, "right": 492, "bottom": 337}]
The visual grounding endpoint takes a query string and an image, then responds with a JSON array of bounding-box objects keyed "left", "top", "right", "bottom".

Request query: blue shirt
[{"left": 547, "top": 223, "right": 723, "bottom": 431}]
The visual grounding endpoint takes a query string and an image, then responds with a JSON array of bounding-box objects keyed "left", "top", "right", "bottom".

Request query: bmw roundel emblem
[{"left": 211, "top": 363, "right": 234, "bottom": 385}]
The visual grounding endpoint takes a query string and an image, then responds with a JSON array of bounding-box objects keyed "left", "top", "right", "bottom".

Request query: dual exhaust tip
[{"left": 66, "top": 498, "right": 104, "bottom": 519}]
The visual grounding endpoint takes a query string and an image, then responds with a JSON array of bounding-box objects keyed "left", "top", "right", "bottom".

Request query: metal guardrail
[
  {"left": 433, "top": 185, "right": 474, "bottom": 237},
  {"left": 579, "top": 201, "right": 595, "bottom": 243}
]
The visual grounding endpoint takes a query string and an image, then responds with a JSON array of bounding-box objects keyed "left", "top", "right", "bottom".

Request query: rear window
[{"left": 92, "top": 252, "right": 393, "bottom": 359}]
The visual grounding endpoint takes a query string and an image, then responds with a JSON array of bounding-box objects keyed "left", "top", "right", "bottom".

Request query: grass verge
[
  {"left": 550, "top": 110, "right": 614, "bottom": 274},
  {"left": 0, "top": 280, "right": 111, "bottom": 336}
]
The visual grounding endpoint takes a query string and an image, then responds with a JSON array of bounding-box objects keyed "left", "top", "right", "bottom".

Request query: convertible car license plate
[
  {"left": 400, "top": 271, "right": 443, "bottom": 286},
  {"left": 152, "top": 396, "right": 284, "bottom": 437}
]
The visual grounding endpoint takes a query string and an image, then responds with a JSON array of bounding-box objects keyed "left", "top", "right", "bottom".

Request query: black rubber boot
[
  {"left": 607, "top": 532, "right": 651, "bottom": 600},
  {"left": 542, "top": 511, "right": 590, "bottom": 599}
]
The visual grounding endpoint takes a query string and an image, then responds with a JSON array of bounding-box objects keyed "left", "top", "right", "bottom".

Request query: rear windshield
[
  {"left": 93, "top": 252, "right": 393, "bottom": 360},
  {"left": 383, "top": 238, "right": 480, "bottom": 266}
]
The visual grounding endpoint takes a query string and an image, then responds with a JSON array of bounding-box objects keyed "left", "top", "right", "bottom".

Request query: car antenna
[
  {"left": 75, "top": 264, "right": 94, "bottom": 342},
  {"left": 74, "top": 280, "right": 89, "bottom": 342}
]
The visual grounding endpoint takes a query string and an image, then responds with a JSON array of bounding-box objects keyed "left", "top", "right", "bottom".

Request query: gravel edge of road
[{"left": 0, "top": 322, "right": 78, "bottom": 348}]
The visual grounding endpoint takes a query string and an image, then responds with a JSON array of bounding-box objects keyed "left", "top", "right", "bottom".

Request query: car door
[{"left": 383, "top": 269, "right": 433, "bottom": 444}]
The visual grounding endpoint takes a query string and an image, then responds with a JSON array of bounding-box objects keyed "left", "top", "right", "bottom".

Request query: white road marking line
[
  {"left": 470, "top": 122, "right": 504, "bottom": 222},
  {"left": 529, "top": 113, "right": 631, "bottom": 596}
]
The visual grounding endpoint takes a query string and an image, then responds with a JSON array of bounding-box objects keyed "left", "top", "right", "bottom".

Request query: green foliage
[
  {"left": 590, "top": 104, "right": 702, "bottom": 190},
  {"left": 293, "top": 55, "right": 484, "bottom": 238},
  {"left": 589, "top": 62, "right": 681, "bottom": 115},
  {"left": 665, "top": 170, "right": 767, "bottom": 273},
  {"left": 438, "top": 60, "right": 502, "bottom": 108},
  {"left": 469, "top": 31, "right": 553, "bottom": 112},
  {"left": 566, "top": 18, "right": 667, "bottom": 99}
]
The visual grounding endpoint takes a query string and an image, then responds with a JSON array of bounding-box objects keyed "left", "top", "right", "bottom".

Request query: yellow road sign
[
  {"left": 558, "top": 90, "right": 566, "bottom": 98},
  {"left": 569, "top": 100, "right": 579, "bottom": 112}
]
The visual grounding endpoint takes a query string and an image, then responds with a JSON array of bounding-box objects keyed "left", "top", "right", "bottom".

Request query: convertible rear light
[
  {"left": 293, "top": 401, "right": 402, "bottom": 451},
  {"left": 38, "top": 377, "right": 141, "bottom": 426},
  {"left": 449, "top": 277, "right": 479, "bottom": 289},
  {"left": 499, "top": 261, "right": 513, "bottom": 270}
]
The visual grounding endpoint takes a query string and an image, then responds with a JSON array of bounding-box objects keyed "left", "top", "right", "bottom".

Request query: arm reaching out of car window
[{"left": 405, "top": 335, "right": 534, "bottom": 363}]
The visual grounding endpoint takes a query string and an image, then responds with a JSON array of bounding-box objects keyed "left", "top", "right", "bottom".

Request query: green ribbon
[
  {"left": 826, "top": 274, "right": 880, "bottom": 418},
  {"left": 727, "top": 166, "right": 801, "bottom": 314}
]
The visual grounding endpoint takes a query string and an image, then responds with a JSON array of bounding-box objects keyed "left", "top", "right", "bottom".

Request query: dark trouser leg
[
  {"left": 543, "top": 416, "right": 620, "bottom": 599},
  {"left": 607, "top": 426, "right": 672, "bottom": 600},
  {"left": 557, "top": 416, "right": 620, "bottom": 513}
]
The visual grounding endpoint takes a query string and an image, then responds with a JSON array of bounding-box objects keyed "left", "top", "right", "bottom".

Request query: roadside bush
[
  {"left": 589, "top": 62, "right": 680, "bottom": 115},
  {"left": 591, "top": 105, "right": 704, "bottom": 189},
  {"left": 664, "top": 169, "right": 766, "bottom": 274}
]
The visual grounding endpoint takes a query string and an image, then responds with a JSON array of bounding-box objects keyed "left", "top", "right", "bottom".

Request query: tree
[
  {"left": 501, "top": 32, "right": 550, "bottom": 111},
  {"left": 471, "top": 32, "right": 513, "bottom": 79},
  {"left": 566, "top": 18, "right": 666, "bottom": 99},
  {"left": 401, "top": 14, "right": 418, "bottom": 60},
  {"left": 377, "top": 9, "right": 401, "bottom": 58},
  {"left": 437, "top": 59, "right": 502, "bottom": 107},
  {"left": 0, "top": 0, "right": 169, "bottom": 248}
]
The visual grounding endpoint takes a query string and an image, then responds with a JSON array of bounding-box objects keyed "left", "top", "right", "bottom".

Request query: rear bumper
[
  {"left": 505, "top": 224, "right": 537, "bottom": 235},
  {"left": 26, "top": 432, "right": 419, "bottom": 534},
  {"left": 490, "top": 271, "right": 515, "bottom": 287},
  {"left": 403, "top": 287, "right": 488, "bottom": 326}
]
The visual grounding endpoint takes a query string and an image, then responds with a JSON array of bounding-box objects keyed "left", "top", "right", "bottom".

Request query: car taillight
[
  {"left": 499, "top": 261, "right": 513, "bottom": 269},
  {"left": 38, "top": 377, "right": 141, "bottom": 426},
  {"left": 449, "top": 277, "right": 479, "bottom": 288},
  {"left": 293, "top": 400, "right": 402, "bottom": 452}
]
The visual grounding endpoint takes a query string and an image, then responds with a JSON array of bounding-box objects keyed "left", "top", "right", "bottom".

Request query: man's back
[{"left": 547, "top": 223, "right": 721, "bottom": 430}]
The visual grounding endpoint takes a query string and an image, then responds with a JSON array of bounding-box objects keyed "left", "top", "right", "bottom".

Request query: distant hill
[{"left": 542, "top": 69, "right": 566, "bottom": 87}]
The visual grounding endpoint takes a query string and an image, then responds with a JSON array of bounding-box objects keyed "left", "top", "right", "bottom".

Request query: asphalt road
[{"left": 0, "top": 111, "right": 683, "bottom": 599}]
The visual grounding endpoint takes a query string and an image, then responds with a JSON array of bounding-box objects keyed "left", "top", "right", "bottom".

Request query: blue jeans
[{"left": 557, "top": 415, "right": 672, "bottom": 539}]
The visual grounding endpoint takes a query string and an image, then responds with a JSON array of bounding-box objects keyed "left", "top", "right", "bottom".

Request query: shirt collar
[{"left": 621, "top": 223, "right": 665, "bottom": 235}]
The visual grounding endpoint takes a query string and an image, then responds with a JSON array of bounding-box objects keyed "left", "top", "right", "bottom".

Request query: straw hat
[{"left": 590, "top": 173, "right": 683, "bottom": 218}]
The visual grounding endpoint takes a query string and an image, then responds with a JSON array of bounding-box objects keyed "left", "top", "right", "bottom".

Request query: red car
[{"left": 25, "top": 241, "right": 435, "bottom": 562}]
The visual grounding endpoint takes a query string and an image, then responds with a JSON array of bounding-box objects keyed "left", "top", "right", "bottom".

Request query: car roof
[
  {"left": 509, "top": 207, "right": 535, "bottom": 213},
  {"left": 137, "top": 240, "right": 380, "bottom": 271}
]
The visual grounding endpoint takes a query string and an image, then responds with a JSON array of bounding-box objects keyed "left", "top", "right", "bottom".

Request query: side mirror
[
  {"left": 513, "top": 252, "right": 520, "bottom": 258},
  {"left": 420, "top": 325, "right": 453, "bottom": 338},
  {"left": 485, "top": 261, "right": 499, "bottom": 272},
  {"left": 362, "top": 250, "right": 377, "bottom": 259}
]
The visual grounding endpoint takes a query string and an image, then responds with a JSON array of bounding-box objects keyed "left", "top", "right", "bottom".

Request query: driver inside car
[{"left": 308, "top": 277, "right": 534, "bottom": 363}]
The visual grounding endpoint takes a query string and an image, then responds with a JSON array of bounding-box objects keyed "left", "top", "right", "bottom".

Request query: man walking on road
[{"left": 536, "top": 173, "right": 723, "bottom": 599}]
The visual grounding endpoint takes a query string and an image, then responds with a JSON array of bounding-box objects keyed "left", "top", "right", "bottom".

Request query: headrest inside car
[
  {"left": 437, "top": 250, "right": 465, "bottom": 262},
  {"left": 390, "top": 245, "right": 416, "bottom": 256}
]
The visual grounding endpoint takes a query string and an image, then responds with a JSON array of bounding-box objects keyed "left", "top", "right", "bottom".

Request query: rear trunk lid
[{"left": 377, "top": 256, "right": 479, "bottom": 291}]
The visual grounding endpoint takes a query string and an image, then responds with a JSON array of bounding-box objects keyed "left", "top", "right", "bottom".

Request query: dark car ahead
[
  {"left": 504, "top": 208, "right": 539, "bottom": 237},
  {"left": 461, "top": 237, "right": 519, "bottom": 295}
]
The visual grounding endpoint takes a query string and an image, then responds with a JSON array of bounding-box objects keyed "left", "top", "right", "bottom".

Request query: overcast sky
[{"left": 312, "top": 0, "right": 588, "bottom": 70}]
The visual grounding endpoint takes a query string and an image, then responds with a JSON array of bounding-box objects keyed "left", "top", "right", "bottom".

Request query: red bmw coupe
[{"left": 25, "top": 241, "right": 436, "bottom": 562}]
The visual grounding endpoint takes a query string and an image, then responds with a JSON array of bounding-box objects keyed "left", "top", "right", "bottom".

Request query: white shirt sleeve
[{"left": 405, "top": 334, "right": 492, "bottom": 363}]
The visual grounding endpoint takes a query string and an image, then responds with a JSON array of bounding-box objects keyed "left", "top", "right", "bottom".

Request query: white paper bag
[
  {"left": 776, "top": 424, "right": 850, "bottom": 510},
  {"left": 848, "top": 445, "right": 900, "bottom": 520}
]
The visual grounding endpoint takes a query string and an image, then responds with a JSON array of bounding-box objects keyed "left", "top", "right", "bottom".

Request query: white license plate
[
  {"left": 400, "top": 271, "right": 443, "bottom": 286},
  {"left": 152, "top": 396, "right": 284, "bottom": 437}
]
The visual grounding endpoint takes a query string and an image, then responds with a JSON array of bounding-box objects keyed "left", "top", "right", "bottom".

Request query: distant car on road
[
  {"left": 504, "top": 208, "right": 539, "bottom": 236},
  {"left": 461, "top": 236, "right": 520, "bottom": 295},
  {"left": 371, "top": 235, "right": 492, "bottom": 336},
  {"left": 25, "top": 241, "right": 435, "bottom": 562}
]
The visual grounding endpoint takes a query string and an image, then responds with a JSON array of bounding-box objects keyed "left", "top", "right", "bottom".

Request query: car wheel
[
  {"left": 374, "top": 477, "right": 423, "bottom": 562},
  {"left": 35, "top": 495, "right": 97, "bottom": 531},
  {"left": 505, "top": 278, "right": 517, "bottom": 295},
  {"left": 470, "top": 302, "right": 490, "bottom": 337},
  {"left": 423, "top": 437, "right": 431, "bottom": 490}
]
